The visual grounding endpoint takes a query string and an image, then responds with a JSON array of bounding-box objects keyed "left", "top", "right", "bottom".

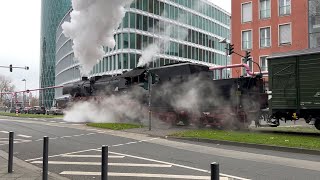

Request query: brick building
[{"left": 231, "top": 0, "right": 320, "bottom": 80}]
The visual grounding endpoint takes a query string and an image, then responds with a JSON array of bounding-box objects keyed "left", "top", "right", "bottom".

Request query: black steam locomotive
[{"left": 63, "top": 62, "right": 268, "bottom": 129}]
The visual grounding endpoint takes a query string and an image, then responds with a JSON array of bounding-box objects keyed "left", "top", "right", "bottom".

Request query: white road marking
[
  {"left": 107, "top": 151, "right": 251, "bottom": 180},
  {"left": 86, "top": 133, "right": 95, "bottom": 135},
  {"left": 31, "top": 161, "right": 172, "bottom": 167},
  {"left": 17, "top": 134, "right": 32, "bottom": 138},
  {"left": 59, "top": 122, "right": 66, "bottom": 124},
  {"left": 50, "top": 121, "right": 56, "bottom": 123},
  {"left": 109, "top": 138, "right": 160, "bottom": 148},
  {"left": 0, "top": 139, "right": 32, "bottom": 145},
  {"left": 61, "top": 155, "right": 124, "bottom": 158},
  {"left": 25, "top": 148, "right": 100, "bottom": 162},
  {"left": 60, "top": 136, "right": 72, "bottom": 138},
  {"left": 125, "top": 142, "right": 137, "bottom": 145},
  {"left": 112, "top": 144, "right": 124, "bottom": 147},
  {"left": 60, "top": 171, "right": 212, "bottom": 179},
  {"left": 73, "top": 134, "right": 85, "bottom": 137},
  {"left": 0, "top": 131, "right": 9, "bottom": 134}
]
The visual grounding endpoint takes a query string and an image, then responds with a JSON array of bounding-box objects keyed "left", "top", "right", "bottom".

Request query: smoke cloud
[
  {"left": 64, "top": 74, "right": 260, "bottom": 129},
  {"left": 62, "top": 0, "right": 134, "bottom": 74},
  {"left": 64, "top": 89, "right": 147, "bottom": 124}
]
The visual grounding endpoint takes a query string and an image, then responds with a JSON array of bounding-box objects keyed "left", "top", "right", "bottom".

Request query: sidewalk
[{"left": 0, "top": 150, "right": 68, "bottom": 180}]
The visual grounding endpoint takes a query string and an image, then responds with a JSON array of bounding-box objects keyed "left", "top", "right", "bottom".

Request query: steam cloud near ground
[
  {"left": 63, "top": 92, "right": 148, "bottom": 124},
  {"left": 63, "top": 74, "right": 260, "bottom": 128},
  {"left": 62, "top": 0, "right": 133, "bottom": 74}
]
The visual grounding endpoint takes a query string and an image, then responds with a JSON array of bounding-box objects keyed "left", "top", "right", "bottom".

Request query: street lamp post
[
  {"left": 22, "top": 79, "right": 26, "bottom": 108},
  {"left": 219, "top": 38, "right": 229, "bottom": 79}
]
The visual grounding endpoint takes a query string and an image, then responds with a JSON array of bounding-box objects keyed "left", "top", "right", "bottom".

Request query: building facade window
[
  {"left": 242, "top": 30, "right": 252, "bottom": 50},
  {"left": 279, "top": 24, "right": 291, "bottom": 45},
  {"left": 309, "top": 0, "right": 320, "bottom": 48},
  {"left": 242, "top": 2, "right": 252, "bottom": 23},
  {"left": 279, "top": 0, "right": 291, "bottom": 16},
  {"left": 260, "top": 0, "right": 271, "bottom": 19},
  {"left": 260, "top": 56, "right": 268, "bottom": 72},
  {"left": 260, "top": 27, "right": 271, "bottom": 48}
]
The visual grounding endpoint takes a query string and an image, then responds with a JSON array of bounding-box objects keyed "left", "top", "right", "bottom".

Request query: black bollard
[
  {"left": 43, "top": 137, "right": 49, "bottom": 180},
  {"left": 101, "top": 145, "right": 108, "bottom": 180},
  {"left": 211, "top": 162, "right": 219, "bottom": 180},
  {"left": 8, "top": 131, "right": 14, "bottom": 173}
]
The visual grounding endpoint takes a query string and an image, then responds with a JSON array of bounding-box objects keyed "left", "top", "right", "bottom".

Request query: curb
[
  {"left": 0, "top": 149, "right": 69, "bottom": 180},
  {"left": 167, "top": 136, "right": 320, "bottom": 156}
]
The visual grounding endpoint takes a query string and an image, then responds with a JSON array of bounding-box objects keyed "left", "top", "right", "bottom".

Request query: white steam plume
[
  {"left": 62, "top": 0, "right": 134, "bottom": 74},
  {"left": 64, "top": 91, "right": 147, "bottom": 123},
  {"left": 137, "top": 1, "right": 206, "bottom": 67}
]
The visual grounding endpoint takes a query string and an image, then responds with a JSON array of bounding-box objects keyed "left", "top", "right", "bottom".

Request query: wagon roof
[{"left": 268, "top": 47, "right": 320, "bottom": 59}]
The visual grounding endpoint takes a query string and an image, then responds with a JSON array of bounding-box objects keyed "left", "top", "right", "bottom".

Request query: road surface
[{"left": 0, "top": 116, "right": 319, "bottom": 180}]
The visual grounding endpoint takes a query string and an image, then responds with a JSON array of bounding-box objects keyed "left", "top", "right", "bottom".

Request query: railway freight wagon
[{"left": 268, "top": 48, "right": 320, "bottom": 130}]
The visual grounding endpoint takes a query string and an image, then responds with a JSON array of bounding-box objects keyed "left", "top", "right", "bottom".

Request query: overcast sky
[{"left": 0, "top": 0, "right": 230, "bottom": 94}]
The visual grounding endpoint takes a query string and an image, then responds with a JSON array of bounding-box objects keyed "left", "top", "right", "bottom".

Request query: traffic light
[
  {"left": 9, "top": 64, "right": 12, "bottom": 72},
  {"left": 151, "top": 74, "right": 160, "bottom": 84},
  {"left": 244, "top": 51, "right": 251, "bottom": 62},
  {"left": 228, "top": 44, "right": 235, "bottom": 55},
  {"left": 139, "top": 72, "right": 149, "bottom": 90}
]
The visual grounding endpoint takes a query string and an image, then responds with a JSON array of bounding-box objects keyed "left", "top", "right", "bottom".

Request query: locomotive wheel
[{"left": 315, "top": 118, "right": 320, "bottom": 131}]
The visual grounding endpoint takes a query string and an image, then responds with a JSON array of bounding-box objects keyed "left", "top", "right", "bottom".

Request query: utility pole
[
  {"left": 148, "top": 69, "right": 152, "bottom": 131},
  {"left": 22, "top": 79, "right": 26, "bottom": 108}
]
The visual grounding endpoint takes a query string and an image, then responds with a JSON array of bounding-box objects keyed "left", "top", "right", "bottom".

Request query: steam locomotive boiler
[{"left": 63, "top": 62, "right": 268, "bottom": 129}]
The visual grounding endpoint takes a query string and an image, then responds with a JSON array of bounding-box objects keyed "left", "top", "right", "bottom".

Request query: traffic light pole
[
  {"left": 0, "top": 65, "right": 29, "bottom": 72},
  {"left": 225, "top": 44, "right": 229, "bottom": 79},
  {"left": 148, "top": 70, "right": 152, "bottom": 131}
]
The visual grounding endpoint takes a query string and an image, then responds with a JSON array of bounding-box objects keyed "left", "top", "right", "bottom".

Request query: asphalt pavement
[{"left": 0, "top": 116, "right": 319, "bottom": 180}]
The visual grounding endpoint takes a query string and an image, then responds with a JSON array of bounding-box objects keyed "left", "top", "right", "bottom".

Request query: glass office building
[
  {"left": 40, "top": 0, "right": 71, "bottom": 108},
  {"left": 55, "top": 0, "right": 231, "bottom": 100}
]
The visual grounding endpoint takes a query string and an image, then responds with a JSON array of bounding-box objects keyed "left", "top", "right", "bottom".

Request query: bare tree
[
  {"left": 29, "top": 96, "right": 39, "bottom": 107},
  {"left": 0, "top": 75, "right": 15, "bottom": 106}
]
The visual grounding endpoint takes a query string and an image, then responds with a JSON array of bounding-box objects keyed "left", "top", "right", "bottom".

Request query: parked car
[
  {"left": 9, "top": 107, "right": 22, "bottom": 113},
  {"left": 33, "top": 106, "right": 46, "bottom": 115},
  {"left": 22, "top": 107, "right": 34, "bottom": 114},
  {"left": 46, "top": 107, "right": 63, "bottom": 115},
  {"left": 9, "top": 108, "right": 16, "bottom": 113}
]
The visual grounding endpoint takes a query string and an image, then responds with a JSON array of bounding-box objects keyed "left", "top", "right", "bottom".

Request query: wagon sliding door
[
  {"left": 298, "top": 54, "right": 320, "bottom": 109},
  {"left": 269, "top": 57, "right": 298, "bottom": 111}
]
